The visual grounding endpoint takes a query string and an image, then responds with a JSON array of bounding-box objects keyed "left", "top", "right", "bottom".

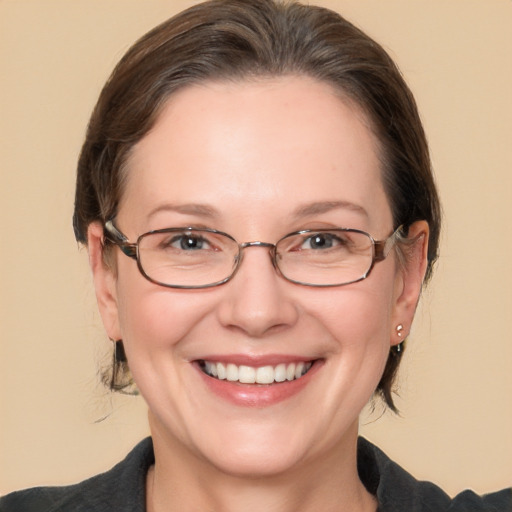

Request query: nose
[{"left": 216, "top": 245, "right": 299, "bottom": 338}]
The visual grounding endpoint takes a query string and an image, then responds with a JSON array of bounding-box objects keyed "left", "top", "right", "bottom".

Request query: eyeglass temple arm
[
  {"left": 104, "top": 220, "right": 137, "bottom": 259},
  {"left": 373, "top": 225, "right": 404, "bottom": 262}
]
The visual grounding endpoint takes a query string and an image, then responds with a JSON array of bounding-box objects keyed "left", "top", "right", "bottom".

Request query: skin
[{"left": 88, "top": 76, "right": 428, "bottom": 512}]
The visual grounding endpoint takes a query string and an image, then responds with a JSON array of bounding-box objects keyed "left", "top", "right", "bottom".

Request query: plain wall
[{"left": 1, "top": 0, "right": 511, "bottom": 497}]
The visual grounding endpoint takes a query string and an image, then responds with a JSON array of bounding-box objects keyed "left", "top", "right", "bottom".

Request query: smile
[{"left": 199, "top": 360, "right": 314, "bottom": 384}]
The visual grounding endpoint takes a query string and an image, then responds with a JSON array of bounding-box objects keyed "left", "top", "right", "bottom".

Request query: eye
[
  {"left": 167, "top": 233, "right": 212, "bottom": 251},
  {"left": 300, "top": 232, "right": 344, "bottom": 250}
]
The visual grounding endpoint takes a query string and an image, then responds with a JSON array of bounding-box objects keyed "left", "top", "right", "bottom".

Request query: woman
[{"left": 1, "top": 1, "right": 510, "bottom": 510}]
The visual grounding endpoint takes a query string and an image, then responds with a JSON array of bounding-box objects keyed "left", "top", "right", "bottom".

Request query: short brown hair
[{"left": 74, "top": 0, "right": 441, "bottom": 411}]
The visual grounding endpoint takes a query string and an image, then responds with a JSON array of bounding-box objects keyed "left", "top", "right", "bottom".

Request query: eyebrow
[
  {"left": 145, "top": 200, "right": 367, "bottom": 222},
  {"left": 291, "top": 200, "right": 368, "bottom": 219},
  {"left": 146, "top": 203, "right": 220, "bottom": 220}
]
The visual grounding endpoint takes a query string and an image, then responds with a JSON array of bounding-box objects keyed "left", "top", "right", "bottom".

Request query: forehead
[{"left": 120, "top": 76, "right": 392, "bottom": 234}]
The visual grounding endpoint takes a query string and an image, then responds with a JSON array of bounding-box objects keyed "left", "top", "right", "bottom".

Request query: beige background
[{"left": 1, "top": 0, "right": 511, "bottom": 497}]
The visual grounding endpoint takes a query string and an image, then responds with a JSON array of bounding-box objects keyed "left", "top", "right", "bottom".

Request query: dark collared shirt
[{"left": 1, "top": 437, "right": 510, "bottom": 511}]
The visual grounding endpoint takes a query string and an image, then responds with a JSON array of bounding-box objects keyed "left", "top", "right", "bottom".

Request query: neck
[{"left": 146, "top": 417, "right": 377, "bottom": 512}]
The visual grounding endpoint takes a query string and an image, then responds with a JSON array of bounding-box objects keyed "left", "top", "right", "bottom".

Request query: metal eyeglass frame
[{"left": 103, "top": 219, "right": 404, "bottom": 289}]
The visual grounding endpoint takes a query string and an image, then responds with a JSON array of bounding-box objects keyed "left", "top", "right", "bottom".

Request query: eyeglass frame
[{"left": 103, "top": 219, "right": 404, "bottom": 289}]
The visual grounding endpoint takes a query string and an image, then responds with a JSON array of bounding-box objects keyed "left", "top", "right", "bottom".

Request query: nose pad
[{"left": 217, "top": 246, "right": 298, "bottom": 337}]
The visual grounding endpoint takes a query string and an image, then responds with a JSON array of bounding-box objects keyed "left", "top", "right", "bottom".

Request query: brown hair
[{"left": 74, "top": 0, "right": 441, "bottom": 411}]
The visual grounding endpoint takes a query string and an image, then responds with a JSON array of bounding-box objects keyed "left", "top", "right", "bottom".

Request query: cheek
[
  {"left": 306, "top": 280, "right": 396, "bottom": 351},
  {"left": 317, "top": 290, "right": 393, "bottom": 399},
  {"left": 114, "top": 285, "right": 219, "bottom": 410},
  {"left": 114, "top": 268, "right": 215, "bottom": 356}
]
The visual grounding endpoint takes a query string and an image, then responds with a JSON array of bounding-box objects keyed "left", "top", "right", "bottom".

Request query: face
[{"left": 89, "top": 76, "right": 427, "bottom": 477}]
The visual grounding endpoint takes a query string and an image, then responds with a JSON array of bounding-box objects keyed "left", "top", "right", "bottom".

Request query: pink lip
[{"left": 193, "top": 358, "right": 323, "bottom": 408}]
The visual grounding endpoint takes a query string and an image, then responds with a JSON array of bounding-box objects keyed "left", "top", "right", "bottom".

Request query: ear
[
  {"left": 87, "top": 222, "right": 122, "bottom": 341},
  {"left": 390, "top": 220, "right": 429, "bottom": 347}
]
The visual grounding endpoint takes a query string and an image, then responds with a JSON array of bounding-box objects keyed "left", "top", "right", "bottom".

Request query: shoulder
[
  {"left": 0, "top": 438, "right": 154, "bottom": 512},
  {"left": 449, "top": 489, "right": 512, "bottom": 511},
  {"left": 358, "top": 437, "right": 512, "bottom": 512}
]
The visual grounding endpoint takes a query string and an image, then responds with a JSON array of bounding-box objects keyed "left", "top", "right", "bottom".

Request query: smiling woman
[
  {"left": 85, "top": 78, "right": 425, "bottom": 478},
  {"left": 1, "top": 1, "right": 511, "bottom": 511}
]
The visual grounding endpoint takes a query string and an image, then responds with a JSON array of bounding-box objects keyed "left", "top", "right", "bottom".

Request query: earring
[{"left": 394, "top": 324, "right": 404, "bottom": 354}]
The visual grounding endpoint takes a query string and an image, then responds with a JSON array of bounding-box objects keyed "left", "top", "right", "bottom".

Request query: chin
[
  {"left": 205, "top": 440, "right": 309, "bottom": 479},
  {"left": 186, "top": 416, "right": 338, "bottom": 479}
]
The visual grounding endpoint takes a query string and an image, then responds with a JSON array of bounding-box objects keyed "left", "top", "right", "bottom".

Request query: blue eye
[
  {"left": 169, "top": 234, "right": 211, "bottom": 251},
  {"left": 302, "top": 233, "right": 342, "bottom": 250}
]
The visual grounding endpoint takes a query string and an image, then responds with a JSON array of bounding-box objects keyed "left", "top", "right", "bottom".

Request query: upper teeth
[{"left": 202, "top": 361, "right": 313, "bottom": 384}]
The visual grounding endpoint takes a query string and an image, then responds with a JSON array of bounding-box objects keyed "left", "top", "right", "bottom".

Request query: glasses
[{"left": 104, "top": 220, "right": 404, "bottom": 289}]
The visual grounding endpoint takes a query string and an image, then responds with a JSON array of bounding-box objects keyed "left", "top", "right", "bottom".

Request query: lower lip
[{"left": 195, "top": 361, "right": 322, "bottom": 407}]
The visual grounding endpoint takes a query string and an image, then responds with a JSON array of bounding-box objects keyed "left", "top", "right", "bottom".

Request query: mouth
[{"left": 198, "top": 360, "right": 314, "bottom": 385}]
